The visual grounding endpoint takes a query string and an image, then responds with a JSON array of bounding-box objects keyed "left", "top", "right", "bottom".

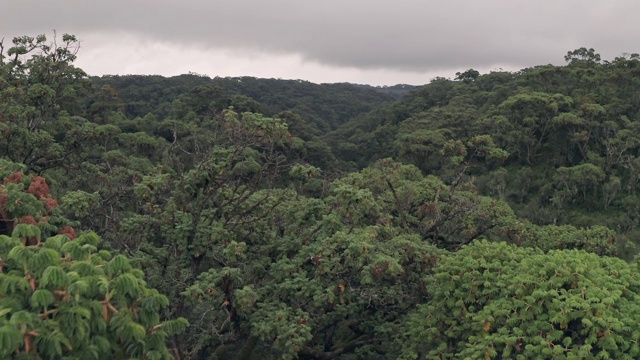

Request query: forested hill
[
  {"left": 5, "top": 35, "right": 640, "bottom": 359},
  {"left": 92, "top": 74, "right": 403, "bottom": 133},
  {"left": 351, "top": 83, "right": 418, "bottom": 97},
  {"left": 324, "top": 50, "right": 640, "bottom": 249}
]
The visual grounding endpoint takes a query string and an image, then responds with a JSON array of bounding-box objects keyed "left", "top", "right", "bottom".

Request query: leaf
[
  {"left": 158, "top": 318, "right": 189, "bottom": 335},
  {"left": 112, "top": 272, "right": 143, "bottom": 298},
  {"left": 41, "top": 266, "right": 69, "bottom": 289},
  {"left": 0, "top": 327, "right": 23, "bottom": 355},
  {"left": 7, "top": 246, "right": 31, "bottom": 266},
  {"left": 67, "top": 280, "right": 90, "bottom": 300},
  {"left": 483, "top": 322, "right": 491, "bottom": 332},
  {"left": 106, "top": 255, "right": 132, "bottom": 277},
  {"left": 61, "top": 241, "right": 86, "bottom": 261},
  {"left": 31, "top": 289, "right": 55, "bottom": 308},
  {"left": 12, "top": 224, "right": 41, "bottom": 243},
  {"left": 128, "top": 322, "right": 147, "bottom": 341}
]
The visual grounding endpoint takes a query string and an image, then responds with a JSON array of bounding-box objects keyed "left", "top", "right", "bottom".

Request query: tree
[
  {"left": 401, "top": 241, "right": 640, "bottom": 359},
  {"left": 491, "top": 92, "right": 574, "bottom": 165},
  {"left": 0, "top": 33, "right": 93, "bottom": 174},
  {"left": 5, "top": 33, "right": 640, "bottom": 359},
  {"left": 565, "top": 47, "right": 602, "bottom": 65},
  {"left": 0, "top": 161, "right": 187, "bottom": 359},
  {"left": 455, "top": 69, "right": 480, "bottom": 84},
  {"left": 121, "top": 109, "right": 301, "bottom": 357}
]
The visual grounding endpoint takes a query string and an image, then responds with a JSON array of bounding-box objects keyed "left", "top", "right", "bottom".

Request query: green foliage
[
  {"left": 565, "top": 47, "right": 602, "bottom": 65},
  {"left": 60, "top": 190, "right": 100, "bottom": 218},
  {"left": 0, "top": 229, "right": 187, "bottom": 359},
  {"left": 90, "top": 73, "right": 398, "bottom": 137},
  {"left": 0, "top": 158, "right": 185, "bottom": 359},
  {"left": 401, "top": 241, "right": 640, "bottom": 359},
  {"left": 0, "top": 33, "right": 92, "bottom": 173},
  {"left": 455, "top": 69, "right": 480, "bottom": 84},
  {"left": 326, "top": 48, "right": 640, "bottom": 258},
  {"left": 3, "top": 34, "right": 640, "bottom": 360}
]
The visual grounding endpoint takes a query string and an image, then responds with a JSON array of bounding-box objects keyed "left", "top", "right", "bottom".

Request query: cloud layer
[{"left": 3, "top": 1, "right": 639, "bottom": 84}]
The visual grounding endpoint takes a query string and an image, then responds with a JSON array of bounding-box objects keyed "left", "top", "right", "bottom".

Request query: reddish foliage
[
  {"left": 27, "top": 177, "right": 58, "bottom": 215},
  {"left": 4, "top": 171, "right": 23, "bottom": 185},
  {"left": 59, "top": 226, "right": 77, "bottom": 240},
  {"left": 39, "top": 217, "right": 47, "bottom": 223},
  {"left": 27, "top": 176, "right": 51, "bottom": 200},
  {"left": 20, "top": 215, "right": 37, "bottom": 225},
  {"left": 43, "top": 198, "right": 59, "bottom": 212},
  {"left": 0, "top": 191, "right": 7, "bottom": 220}
]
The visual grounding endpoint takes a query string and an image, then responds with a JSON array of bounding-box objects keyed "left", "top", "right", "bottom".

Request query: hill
[{"left": 91, "top": 74, "right": 405, "bottom": 134}]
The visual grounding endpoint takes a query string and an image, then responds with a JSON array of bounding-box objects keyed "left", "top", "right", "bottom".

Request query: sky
[{"left": 2, "top": 1, "right": 639, "bottom": 85}]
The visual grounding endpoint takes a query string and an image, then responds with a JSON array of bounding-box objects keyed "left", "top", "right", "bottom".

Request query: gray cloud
[{"left": 3, "top": 0, "right": 639, "bottom": 74}]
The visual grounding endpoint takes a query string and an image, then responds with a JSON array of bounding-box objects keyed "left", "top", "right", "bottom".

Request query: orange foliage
[
  {"left": 24, "top": 176, "right": 59, "bottom": 213},
  {"left": 43, "top": 198, "right": 59, "bottom": 212},
  {"left": 20, "top": 215, "right": 37, "bottom": 225},
  {"left": 4, "top": 170, "right": 23, "bottom": 185},
  {"left": 59, "top": 226, "right": 77, "bottom": 240},
  {"left": 27, "top": 176, "right": 51, "bottom": 200},
  {"left": 0, "top": 191, "right": 7, "bottom": 220},
  {"left": 0, "top": 171, "right": 78, "bottom": 244}
]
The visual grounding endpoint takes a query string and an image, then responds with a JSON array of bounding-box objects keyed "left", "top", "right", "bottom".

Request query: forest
[{"left": 1, "top": 34, "right": 640, "bottom": 359}]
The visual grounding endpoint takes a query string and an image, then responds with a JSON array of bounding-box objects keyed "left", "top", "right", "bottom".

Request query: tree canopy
[
  {"left": 2, "top": 32, "right": 640, "bottom": 359},
  {"left": 0, "top": 163, "right": 187, "bottom": 359}
]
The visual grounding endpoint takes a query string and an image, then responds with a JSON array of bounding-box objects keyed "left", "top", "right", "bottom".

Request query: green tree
[
  {"left": 0, "top": 33, "right": 93, "bottom": 174},
  {"left": 565, "top": 47, "right": 602, "bottom": 65},
  {"left": 0, "top": 162, "right": 187, "bottom": 359},
  {"left": 490, "top": 92, "right": 573, "bottom": 165},
  {"left": 455, "top": 69, "right": 480, "bottom": 84},
  {"left": 401, "top": 241, "right": 640, "bottom": 359}
]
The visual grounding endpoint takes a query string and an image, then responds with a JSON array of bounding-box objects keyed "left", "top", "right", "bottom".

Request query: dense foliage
[
  {"left": 2, "top": 33, "right": 640, "bottom": 359},
  {"left": 325, "top": 50, "right": 640, "bottom": 250},
  {"left": 401, "top": 241, "right": 640, "bottom": 359},
  {"left": 91, "top": 74, "right": 401, "bottom": 134},
  {"left": 0, "top": 162, "right": 187, "bottom": 359}
]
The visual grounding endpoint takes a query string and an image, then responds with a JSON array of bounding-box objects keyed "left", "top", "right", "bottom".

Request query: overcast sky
[{"left": 2, "top": 1, "right": 639, "bottom": 85}]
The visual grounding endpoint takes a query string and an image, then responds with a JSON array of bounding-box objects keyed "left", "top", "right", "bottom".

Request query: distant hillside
[
  {"left": 352, "top": 83, "right": 419, "bottom": 97},
  {"left": 323, "top": 52, "right": 640, "bottom": 245},
  {"left": 91, "top": 74, "right": 405, "bottom": 133}
]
